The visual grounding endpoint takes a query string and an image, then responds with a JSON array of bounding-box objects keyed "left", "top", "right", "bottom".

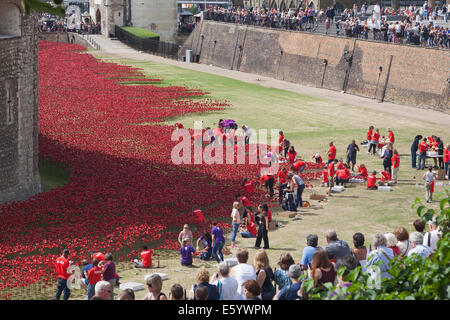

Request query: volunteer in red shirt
[
  {"left": 242, "top": 178, "right": 255, "bottom": 194},
  {"left": 336, "top": 158, "right": 345, "bottom": 170},
  {"left": 193, "top": 209, "right": 205, "bottom": 223},
  {"left": 55, "top": 249, "right": 72, "bottom": 300},
  {"left": 335, "top": 164, "right": 351, "bottom": 186},
  {"left": 327, "top": 159, "right": 338, "bottom": 196},
  {"left": 387, "top": 128, "right": 395, "bottom": 144},
  {"left": 278, "top": 131, "right": 284, "bottom": 147},
  {"left": 93, "top": 252, "right": 105, "bottom": 262},
  {"left": 367, "top": 171, "right": 378, "bottom": 190},
  {"left": 357, "top": 164, "right": 368, "bottom": 180},
  {"left": 134, "top": 245, "right": 153, "bottom": 268},
  {"left": 380, "top": 171, "right": 391, "bottom": 182},
  {"left": 312, "top": 153, "right": 323, "bottom": 163},
  {"left": 391, "top": 149, "right": 400, "bottom": 184},
  {"left": 372, "top": 129, "right": 381, "bottom": 154},
  {"left": 292, "top": 160, "right": 307, "bottom": 173},
  {"left": 327, "top": 142, "right": 336, "bottom": 164},
  {"left": 366, "top": 126, "right": 373, "bottom": 143},
  {"left": 417, "top": 138, "right": 428, "bottom": 170},
  {"left": 277, "top": 167, "right": 288, "bottom": 205},
  {"left": 287, "top": 146, "right": 297, "bottom": 165},
  {"left": 241, "top": 219, "right": 257, "bottom": 238},
  {"left": 322, "top": 168, "right": 329, "bottom": 186},
  {"left": 87, "top": 259, "right": 104, "bottom": 300},
  {"left": 259, "top": 174, "right": 275, "bottom": 198},
  {"left": 236, "top": 194, "right": 252, "bottom": 220}
]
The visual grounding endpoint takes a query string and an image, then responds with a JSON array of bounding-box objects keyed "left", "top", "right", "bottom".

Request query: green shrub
[{"left": 121, "top": 27, "right": 160, "bottom": 40}]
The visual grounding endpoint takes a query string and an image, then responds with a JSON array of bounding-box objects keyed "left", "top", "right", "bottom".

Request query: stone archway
[{"left": 96, "top": 8, "right": 101, "bottom": 25}]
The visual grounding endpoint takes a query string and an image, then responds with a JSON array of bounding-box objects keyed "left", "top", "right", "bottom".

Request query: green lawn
[
  {"left": 68, "top": 55, "right": 450, "bottom": 300},
  {"left": 120, "top": 27, "right": 160, "bottom": 40}
]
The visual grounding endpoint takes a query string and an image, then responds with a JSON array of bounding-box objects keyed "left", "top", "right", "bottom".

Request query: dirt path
[{"left": 88, "top": 36, "right": 450, "bottom": 126}]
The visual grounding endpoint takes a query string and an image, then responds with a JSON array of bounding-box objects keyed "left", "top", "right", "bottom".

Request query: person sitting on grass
[
  {"left": 367, "top": 170, "right": 378, "bottom": 190},
  {"left": 239, "top": 217, "right": 257, "bottom": 238},
  {"left": 133, "top": 245, "right": 153, "bottom": 268},
  {"left": 243, "top": 280, "right": 261, "bottom": 300},
  {"left": 335, "top": 163, "right": 351, "bottom": 186},
  {"left": 356, "top": 164, "right": 368, "bottom": 180},
  {"left": 196, "top": 231, "right": 213, "bottom": 260},
  {"left": 180, "top": 239, "right": 196, "bottom": 267}
]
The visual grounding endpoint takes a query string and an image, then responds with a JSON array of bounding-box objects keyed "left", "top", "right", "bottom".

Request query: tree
[{"left": 22, "top": 0, "right": 65, "bottom": 17}]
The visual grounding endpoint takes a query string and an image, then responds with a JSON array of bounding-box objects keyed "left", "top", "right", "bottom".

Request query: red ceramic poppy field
[{"left": 0, "top": 42, "right": 324, "bottom": 299}]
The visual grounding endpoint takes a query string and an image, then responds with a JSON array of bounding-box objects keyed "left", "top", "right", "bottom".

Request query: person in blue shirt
[
  {"left": 80, "top": 259, "right": 93, "bottom": 289},
  {"left": 300, "top": 234, "right": 322, "bottom": 270},
  {"left": 366, "top": 233, "right": 394, "bottom": 280}
]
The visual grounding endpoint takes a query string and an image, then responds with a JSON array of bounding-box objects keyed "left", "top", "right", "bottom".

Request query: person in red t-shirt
[
  {"left": 367, "top": 171, "right": 378, "bottom": 190},
  {"left": 259, "top": 174, "right": 275, "bottom": 197},
  {"left": 417, "top": 138, "right": 429, "bottom": 170},
  {"left": 391, "top": 149, "right": 400, "bottom": 184},
  {"left": 236, "top": 193, "right": 252, "bottom": 220},
  {"left": 292, "top": 160, "right": 307, "bottom": 173},
  {"left": 287, "top": 146, "right": 297, "bottom": 165},
  {"left": 356, "top": 164, "right": 368, "bottom": 180},
  {"left": 242, "top": 178, "right": 255, "bottom": 194},
  {"left": 336, "top": 158, "right": 345, "bottom": 170},
  {"left": 335, "top": 164, "right": 351, "bottom": 186},
  {"left": 277, "top": 167, "right": 288, "bottom": 205},
  {"left": 444, "top": 144, "right": 449, "bottom": 179},
  {"left": 93, "top": 252, "right": 105, "bottom": 263},
  {"left": 327, "top": 159, "right": 338, "bottom": 196},
  {"left": 322, "top": 168, "right": 329, "bottom": 186},
  {"left": 278, "top": 131, "right": 284, "bottom": 147},
  {"left": 327, "top": 142, "right": 336, "bottom": 164},
  {"left": 366, "top": 126, "right": 373, "bottom": 144},
  {"left": 134, "top": 246, "right": 153, "bottom": 269},
  {"left": 240, "top": 218, "right": 257, "bottom": 238},
  {"left": 372, "top": 129, "right": 381, "bottom": 155},
  {"left": 380, "top": 170, "right": 391, "bottom": 182},
  {"left": 193, "top": 209, "right": 205, "bottom": 223},
  {"left": 387, "top": 128, "right": 395, "bottom": 144},
  {"left": 55, "top": 249, "right": 72, "bottom": 300},
  {"left": 312, "top": 153, "right": 323, "bottom": 163},
  {"left": 87, "top": 259, "right": 104, "bottom": 300}
]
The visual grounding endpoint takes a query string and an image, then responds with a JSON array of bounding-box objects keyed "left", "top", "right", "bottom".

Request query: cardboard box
[
  {"left": 436, "top": 169, "right": 445, "bottom": 180},
  {"left": 310, "top": 194, "right": 327, "bottom": 201},
  {"left": 268, "top": 221, "right": 277, "bottom": 231},
  {"left": 378, "top": 186, "right": 391, "bottom": 192},
  {"left": 279, "top": 211, "right": 297, "bottom": 218},
  {"left": 331, "top": 186, "right": 345, "bottom": 193}
]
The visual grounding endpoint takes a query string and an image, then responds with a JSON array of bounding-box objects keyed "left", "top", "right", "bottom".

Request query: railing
[
  {"left": 114, "top": 25, "right": 181, "bottom": 59},
  {"left": 202, "top": 12, "right": 450, "bottom": 50}
]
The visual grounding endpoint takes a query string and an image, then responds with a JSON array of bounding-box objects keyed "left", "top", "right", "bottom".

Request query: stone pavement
[{"left": 87, "top": 35, "right": 450, "bottom": 126}]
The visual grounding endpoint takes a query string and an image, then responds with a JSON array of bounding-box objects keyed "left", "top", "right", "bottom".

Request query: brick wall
[
  {"left": 0, "top": 14, "right": 42, "bottom": 203},
  {"left": 183, "top": 21, "right": 449, "bottom": 113}
]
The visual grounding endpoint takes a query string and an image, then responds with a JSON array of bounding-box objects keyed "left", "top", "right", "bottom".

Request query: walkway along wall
[{"left": 180, "top": 21, "right": 450, "bottom": 113}]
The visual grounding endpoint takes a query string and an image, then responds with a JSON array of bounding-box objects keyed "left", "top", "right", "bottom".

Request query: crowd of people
[
  {"left": 37, "top": 13, "right": 101, "bottom": 34},
  {"left": 55, "top": 216, "right": 441, "bottom": 300},
  {"left": 203, "top": 3, "right": 450, "bottom": 49},
  {"left": 53, "top": 120, "right": 448, "bottom": 300}
]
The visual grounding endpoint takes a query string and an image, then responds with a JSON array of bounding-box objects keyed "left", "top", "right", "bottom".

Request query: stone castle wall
[
  {"left": 0, "top": 7, "right": 42, "bottom": 203},
  {"left": 181, "top": 20, "right": 449, "bottom": 112}
]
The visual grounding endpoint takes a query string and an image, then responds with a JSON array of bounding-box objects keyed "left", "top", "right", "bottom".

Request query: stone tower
[
  {"left": 90, "top": 0, "right": 178, "bottom": 42},
  {"left": 0, "top": 0, "right": 42, "bottom": 204}
]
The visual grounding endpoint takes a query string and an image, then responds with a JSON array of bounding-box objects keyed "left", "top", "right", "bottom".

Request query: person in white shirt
[
  {"left": 231, "top": 202, "right": 241, "bottom": 248},
  {"left": 231, "top": 248, "right": 256, "bottom": 299},
  {"left": 423, "top": 219, "right": 441, "bottom": 252},
  {"left": 423, "top": 166, "right": 436, "bottom": 203},
  {"left": 408, "top": 232, "right": 432, "bottom": 258},
  {"left": 210, "top": 262, "right": 239, "bottom": 300}
]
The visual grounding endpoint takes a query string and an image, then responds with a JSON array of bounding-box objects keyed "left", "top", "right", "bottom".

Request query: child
[
  {"left": 287, "top": 146, "right": 297, "bottom": 165},
  {"left": 180, "top": 240, "right": 196, "bottom": 267}
]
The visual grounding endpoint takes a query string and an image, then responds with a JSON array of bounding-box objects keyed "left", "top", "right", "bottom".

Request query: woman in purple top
[
  {"left": 180, "top": 240, "right": 196, "bottom": 266},
  {"left": 211, "top": 222, "right": 225, "bottom": 263}
]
